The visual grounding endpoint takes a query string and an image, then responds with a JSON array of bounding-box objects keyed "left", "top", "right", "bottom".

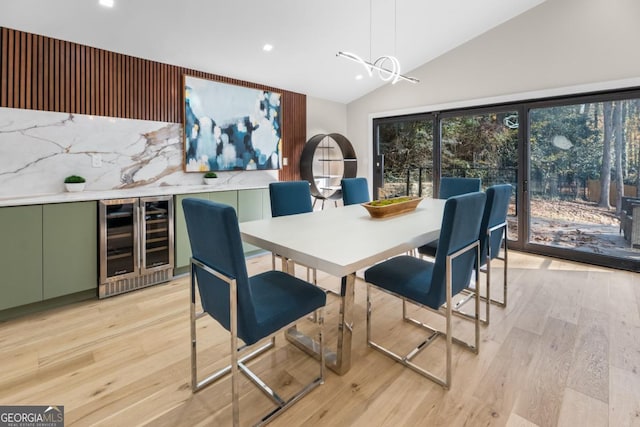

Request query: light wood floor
[{"left": 1, "top": 251, "right": 639, "bottom": 427}]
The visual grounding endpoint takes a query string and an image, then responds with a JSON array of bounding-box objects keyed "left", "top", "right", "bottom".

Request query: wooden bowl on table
[{"left": 361, "top": 196, "right": 423, "bottom": 218}]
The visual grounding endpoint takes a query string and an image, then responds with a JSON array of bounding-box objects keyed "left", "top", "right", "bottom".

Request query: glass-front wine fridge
[{"left": 99, "top": 196, "right": 174, "bottom": 298}]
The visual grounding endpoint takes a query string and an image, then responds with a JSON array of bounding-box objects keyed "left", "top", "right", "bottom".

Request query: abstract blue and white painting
[{"left": 183, "top": 75, "right": 282, "bottom": 172}]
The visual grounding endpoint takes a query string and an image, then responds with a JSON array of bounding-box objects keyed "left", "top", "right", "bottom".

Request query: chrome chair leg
[
  {"left": 190, "top": 259, "right": 324, "bottom": 426},
  {"left": 230, "top": 277, "right": 240, "bottom": 427},
  {"left": 369, "top": 288, "right": 451, "bottom": 388},
  {"left": 485, "top": 224, "right": 508, "bottom": 309},
  {"left": 457, "top": 223, "right": 509, "bottom": 324},
  {"left": 503, "top": 235, "right": 508, "bottom": 307},
  {"left": 445, "top": 253, "right": 452, "bottom": 388},
  {"left": 366, "top": 283, "right": 372, "bottom": 345},
  {"left": 367, "top": 243, "right": 481, "bottom": 390}
]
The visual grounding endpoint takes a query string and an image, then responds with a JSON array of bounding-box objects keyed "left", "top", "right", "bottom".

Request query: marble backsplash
[{"left": 0, "top": 107, "right": 276, "bottom": 198}]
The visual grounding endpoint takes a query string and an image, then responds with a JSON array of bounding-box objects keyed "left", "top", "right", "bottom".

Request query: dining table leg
[
  {"left": 332, "top": 273, "right": 355, "bottom": 374},
  {"left": 283, "top": 259, "right": 355, "bottom": 375}
]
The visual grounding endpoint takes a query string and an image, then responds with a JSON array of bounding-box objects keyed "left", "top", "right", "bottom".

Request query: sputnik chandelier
[{"left": 337, "top": 0, "right": 419, "bottom": 85}]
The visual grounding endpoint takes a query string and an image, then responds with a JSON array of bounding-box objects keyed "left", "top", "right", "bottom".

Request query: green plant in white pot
[
  {"left": 203, "top": 171, "right": 218, "bottom": 185},
  {"left": 64, "top": 175, "right": 86, "bottom": 192}
]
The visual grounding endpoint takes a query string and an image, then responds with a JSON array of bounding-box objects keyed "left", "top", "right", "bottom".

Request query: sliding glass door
[
  {"left": 372, "top": 88, "right": 640, "bottom": 271},
  {"left": 527, "top": 95, "right": 640, "bottom": 269}
]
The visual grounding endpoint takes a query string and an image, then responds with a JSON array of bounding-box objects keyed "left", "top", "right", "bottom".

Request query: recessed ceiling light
[
  {"left": 355, "top": 74, "right": 363, "bottom": 81},
  {"left": 99, "top": 0, "right": 114, "bottom": 8},
  {"left": 263, "top": 44, "right": 273, "bottom": 52}
]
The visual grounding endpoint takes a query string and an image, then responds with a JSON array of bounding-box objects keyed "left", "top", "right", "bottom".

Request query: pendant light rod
[{"left": 337, "top": 0, "right": 418, "bottom": 85}]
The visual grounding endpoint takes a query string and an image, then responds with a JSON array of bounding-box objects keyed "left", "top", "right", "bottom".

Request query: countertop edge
[{"left": 0, "top": 183, "right": 271, "bottom": 207}]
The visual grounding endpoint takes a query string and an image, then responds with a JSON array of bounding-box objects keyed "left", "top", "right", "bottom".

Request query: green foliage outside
[
  {"left": 378, "top": 99, "right": 640, "bottom": 202},
  {"left": 378, "top": 119, "right": 432, "bottom": 184},
  {"left": 441, "top": 113, "right": 518, "bottom": 186},
  {"left": 378, "top": 112, "right": 518, "bottom": 195}
]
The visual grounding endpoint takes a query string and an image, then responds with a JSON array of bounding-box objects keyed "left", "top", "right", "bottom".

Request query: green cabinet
[
  {"left": 43, "top": 202, "right": 97, "bottom": 299},
  {"left": 0, "top": 205, "right": 43, "bottom": 311},
  {"left": 0, "top": 202, "right": 98, "bottom": 312},
  {"left": 238, "top": 188, "right": 270, "bottom": 255},
  {"left": 175, "top": 193, "right": 210, "bottom": 270},
  {"left": 174, "top": 188, "right": 269, "bottom": 273},
  {"left": 209, "top": 190, "right": 238, "bottom": 208}
]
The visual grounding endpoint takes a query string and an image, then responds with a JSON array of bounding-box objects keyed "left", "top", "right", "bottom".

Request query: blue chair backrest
[
  {"left": 341, "top": 177, "right": 370, "bottom": 205},
  {"left": 479, "top": 184, "right": 512, "bottom": 265},
  {"left": 439, "top": 177, "right": 481, "bottom": 199},
  {"left": 182, "top": 198, "right": 258, "bottom": 344},
  {"left": 269, "top": 181, "right": 313, "bottom": 217},
  {"left": 427, "top": 192, "right": 486, "bottom": 308}
]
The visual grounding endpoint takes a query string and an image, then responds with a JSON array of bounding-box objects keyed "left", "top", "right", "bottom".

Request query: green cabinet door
[
  {"left": 208, "top": 190, "right": 238, "bottom": 210},
  {"left": 262, "top": 188, "right": 272, "bottom": 219},
  {"left": 0, "top": 205, "right": 43, "bottom": 310},
  {"left": 238, "top": 189, "right": 268, "bottom": 255},
  {"left": 174, "top": 193, "right": 210, "bottom": 270},
  {"left": 43, "top": 202, "right": 98, "bottom": 299},
  {"left": 209, "top": 190, "right": 242, "bottom": 251},
  {"left": 175, "top": 189, "right": 266, "bottom": 272}
]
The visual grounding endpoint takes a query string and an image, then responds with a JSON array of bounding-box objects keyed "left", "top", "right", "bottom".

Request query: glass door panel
[
  {"left": 103, "top": 200, "right": 137, "bottom": 279},
  {"left": 142, "top": 197, "right": 173, "bottom": 272},
  {"left": 528, "top": 99, "right": 640, "bottom": 266},
  {"left": 440, "top": 111, "right": 520, "bottom": 238},
  {"left": 374, "top": 115, "right": 434, "bottom": 199}
]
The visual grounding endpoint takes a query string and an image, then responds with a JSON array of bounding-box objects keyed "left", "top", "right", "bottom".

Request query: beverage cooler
[{"left": 99, "top": 196, "right": 174, "bottom": 298}]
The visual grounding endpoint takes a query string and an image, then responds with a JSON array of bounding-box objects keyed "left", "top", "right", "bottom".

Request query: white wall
[
  {"left": 346, "top": 0, "right": 640, "bottom": 177},
  {"left": 307, "top": 96, "right": 348, "bottom": 138}
]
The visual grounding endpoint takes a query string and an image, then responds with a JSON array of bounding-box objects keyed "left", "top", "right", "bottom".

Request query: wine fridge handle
[{"left": 136, "top": 202, "right": 142, "bottom": 274}]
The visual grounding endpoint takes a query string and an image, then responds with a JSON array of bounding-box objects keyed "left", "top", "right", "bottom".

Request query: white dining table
[{"left": 239, "top": 197, "right": 446, "bottom": 375}]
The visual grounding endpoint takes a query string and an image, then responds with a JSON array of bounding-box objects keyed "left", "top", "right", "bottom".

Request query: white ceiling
[{"left": 0, "top": 0, "right": 545, "bottom": 104}]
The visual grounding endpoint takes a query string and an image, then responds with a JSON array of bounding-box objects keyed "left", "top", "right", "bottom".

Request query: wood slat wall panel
[
  {"left": 0, "top": 27, "right": 306, "bottom": 180},
  {"left": 23, "top": 32, "right": 29, "bottom": 106},
  {"left": 53, "top": 38, "right": 58, "bottom": 110},
  {"left": 7, "top": 30, "right": 14, "bottom": 106}
]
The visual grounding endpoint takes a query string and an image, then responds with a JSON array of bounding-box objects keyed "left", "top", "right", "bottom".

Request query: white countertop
[{"left": 0, "top": 183, "right": 269, "bottom": 207}]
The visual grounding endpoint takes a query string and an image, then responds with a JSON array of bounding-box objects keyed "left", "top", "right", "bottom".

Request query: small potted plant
[
  {"left": 203, "top": 171, "right": 218, "bottom": 185},
  {"left": 64, "top": 175, "right": 86, "bottom": 192}
]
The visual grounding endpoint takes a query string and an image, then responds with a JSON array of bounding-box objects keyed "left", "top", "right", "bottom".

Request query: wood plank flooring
[{"left": 0, "top": 251, "right": 639, "bottom": 426}]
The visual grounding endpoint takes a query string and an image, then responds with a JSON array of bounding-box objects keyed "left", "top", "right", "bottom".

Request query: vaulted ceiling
[{"left": 0, "top": 0, "right": 546, "bottom": 103}]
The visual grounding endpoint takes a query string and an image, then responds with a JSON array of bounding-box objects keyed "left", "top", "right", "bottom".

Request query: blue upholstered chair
[
  {"left": 417, "top": 177, "right": 482, "bottom": 257},
  {"left": 438, "top": 177, "right": 482, "bottom": 199},
  {"left": 478, "top": 184, "right": 512, "bottom": 313},
  {"left": 364, "top": 192, "right": 486, "bottom": 389},
  {"left": 269, "top": 181, "right": 313, "bottom": 217},
  {"left": 269, "top": 181, "right": 317, "bottom": 284},
  {"left": 341, "top": 177, "right": 370, "bottom": 206},
  {"left": 182, "top": 198, "right": 326, "bottom": 426},
  {"left": 418, "top": 184, "right": 512, "bottom": 324}
]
